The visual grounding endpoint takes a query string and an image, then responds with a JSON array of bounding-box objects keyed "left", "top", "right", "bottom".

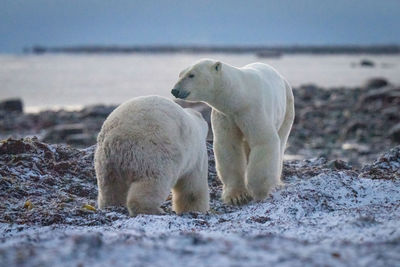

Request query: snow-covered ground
[{"left": 0, "top": 139, "right": 399, "bottom": 266}]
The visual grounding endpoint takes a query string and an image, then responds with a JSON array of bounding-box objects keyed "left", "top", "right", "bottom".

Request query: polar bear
[
  {"left": 94, "top": 96, "right": 209, "bottom": 215},
  {"left": 171, "top": 59, "right": 294, "bottom": 205}
]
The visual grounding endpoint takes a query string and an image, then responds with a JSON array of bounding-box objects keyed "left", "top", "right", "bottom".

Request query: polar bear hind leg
[
  {"left": 96, "top": 159, "right": 128, "bottom": 209},
  {"left": 126, "top": 176, "right": 171, "bottom": 216},
  {"left": 211, "top": 110, "right": 252, "bottom": 205},
  {"left": 277, "top": 81, "right": 295, "bottom": 178},
  {"left": 97, "top": 179, "right": 128, "bottom": 209},
  {"left": 172, "top": 161, "right": 209, "bottom": 214}
]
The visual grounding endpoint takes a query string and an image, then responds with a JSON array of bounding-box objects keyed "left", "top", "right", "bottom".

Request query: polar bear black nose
[{"left": 171, "top": 88, "right": 180, "bottom": 98}]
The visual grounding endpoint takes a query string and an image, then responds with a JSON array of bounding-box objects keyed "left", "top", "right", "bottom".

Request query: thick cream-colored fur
[
  {"left": 172, "top": 59, "right": 294, "bottom": 205},
  {"left": 94, "top": 96, "right": 209, "bottom": 216}
]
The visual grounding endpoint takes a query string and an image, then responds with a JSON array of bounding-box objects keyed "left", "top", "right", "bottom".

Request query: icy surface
[{"left": 0, "top": 139, "right": 399, "bottom": 266}]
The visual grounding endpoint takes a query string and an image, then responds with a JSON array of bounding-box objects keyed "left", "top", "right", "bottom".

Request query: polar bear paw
[{"left": 222, "top": 188, "right": 253, "bottom": 206}]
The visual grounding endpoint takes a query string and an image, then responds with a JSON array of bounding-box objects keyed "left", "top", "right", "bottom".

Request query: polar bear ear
[{"left": 213, "top": 62, "right": 222, "bottom": 72}]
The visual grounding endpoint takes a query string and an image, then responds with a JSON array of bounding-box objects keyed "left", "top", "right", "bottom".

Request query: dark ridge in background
[{"left": 27, "top": 45, "right": 400, "bottom": 55}]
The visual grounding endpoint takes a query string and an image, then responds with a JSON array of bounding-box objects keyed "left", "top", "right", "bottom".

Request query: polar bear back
[{"left": 240, "top": 63, "right": 288, "bottom": 129}]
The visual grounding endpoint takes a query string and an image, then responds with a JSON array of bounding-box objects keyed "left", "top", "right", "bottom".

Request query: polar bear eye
[{"left": 188, "top": 74, "right": 195, "bottom": 78}]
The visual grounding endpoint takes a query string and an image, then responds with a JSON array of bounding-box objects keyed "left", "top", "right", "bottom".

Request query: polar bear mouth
[{"left": 171, "top": 89, "right": 191, "bottom": 99}]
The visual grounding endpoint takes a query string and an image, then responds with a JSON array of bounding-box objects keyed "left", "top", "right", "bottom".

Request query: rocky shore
[
  {"left": 0, "top": 137, "right": 399, "bottom": 266},
  {"left": 1, "top": 78, "right": 399, "bottom": 167},
  {"left": 1, "top": 78, "right": 400, "bottom": 266}
]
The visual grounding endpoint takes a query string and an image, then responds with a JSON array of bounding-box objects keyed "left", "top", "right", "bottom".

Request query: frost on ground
[{"left": 0, "top": 138, "right": 399, "bottom": 266}]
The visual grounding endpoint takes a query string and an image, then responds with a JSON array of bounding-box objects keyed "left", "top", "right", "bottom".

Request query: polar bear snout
[
  {"left": 171, "top": 88, "right": 190, "bottom": 99},
  {"left": 171, "top": 88, "right": 179, "bottom": 97}
]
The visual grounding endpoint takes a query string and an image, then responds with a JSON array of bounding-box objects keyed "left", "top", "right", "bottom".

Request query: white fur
[
  {"left": 94, "top": 96, "right": 209, "bottom": 215},
  {"left": 172, "top": 59, "right": 294, "bottom": 204}
]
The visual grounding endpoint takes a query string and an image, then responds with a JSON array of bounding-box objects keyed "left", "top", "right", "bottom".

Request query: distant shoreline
[{"left": 26, "top": 44, "right": 400, "bottom": 55}]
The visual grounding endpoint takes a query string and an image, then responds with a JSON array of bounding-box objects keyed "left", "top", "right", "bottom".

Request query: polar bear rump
[{"left": 94, "top": 96, "right": 209, "bottom": 215}]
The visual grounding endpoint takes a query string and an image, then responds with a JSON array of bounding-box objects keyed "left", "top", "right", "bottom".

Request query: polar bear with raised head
[
  {"left": 171, "top": 59, "right": 294, "bottom": 205},
  {"left": 94, "top": 96, "right": 209, "bottom": 215}
]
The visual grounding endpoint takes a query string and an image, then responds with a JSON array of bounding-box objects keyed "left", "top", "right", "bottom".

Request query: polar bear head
[
  {"left": 184, "top": 108, "right": 209, "bottom": 140},
  {"left": 171, "top": 59, "right": 222, "bottom": 102}
]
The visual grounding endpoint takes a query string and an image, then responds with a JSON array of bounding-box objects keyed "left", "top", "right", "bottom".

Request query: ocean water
[{"left": 0, "top": 53, "right": 399, "bottom": 112}]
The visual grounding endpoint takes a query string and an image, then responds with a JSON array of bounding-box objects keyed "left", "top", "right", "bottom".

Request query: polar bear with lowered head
[
  {"left": 171, "top": 59, "right": 294, "bottom": 205},
  {"left": 94, "top": 96, "right": 209, "bottom": 215}
]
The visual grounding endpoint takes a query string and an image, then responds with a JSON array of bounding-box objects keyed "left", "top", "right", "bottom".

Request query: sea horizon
[{"left": 1, "top": 52, "right": 399, "bottom": 113}]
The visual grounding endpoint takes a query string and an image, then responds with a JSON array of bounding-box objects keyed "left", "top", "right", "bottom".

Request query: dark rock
[
  {"left": 382, "top": 106, "right": 400, "bottom": 120},
  {"left": 358, "top": 86, "right": 400, "bottom": 105},
  {"left": 327, "top": 159, "right": 352, "bottom": 170},
  {"left": 53, "top": 161, "right": 73, "bottom": 175},
  {"left": 0, "top": 138, "right": 33, "bottom": 154},
  {"left": 360, "top": 59, "right": 375, "bottom": 67},
  {"left": 80, "top": 105, "right": 116, "bottom": 118},
  {"left": 359, "top": 146, "right": 400, "bottom": 180},
  {"left": 247, "top": 216, "right": 271, "bottom": 224},
  {"left": 365, "top": 78, "right": 389, "bottom": 88},
  {"left": 389, "top": 124, "right": 400, "bottom": 143},
  {"left": 43, "top": 123, "right": 86, "bottom": 143},
  {"left": 296, "top": 84, "right": 320, "bottom": 101},
  {"left": 344, "top": 121, "right": 367, "bottom": 135},
  {"left": 66, "top": 133, "right": 96, "bottom": 146},
  {"left": 0, "top": 98, "right": 23, "bottom": 113}
]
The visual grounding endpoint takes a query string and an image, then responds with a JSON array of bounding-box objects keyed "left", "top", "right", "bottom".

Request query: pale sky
[{"left": 1, "top": 0, "right": 400, "bottom": 53}]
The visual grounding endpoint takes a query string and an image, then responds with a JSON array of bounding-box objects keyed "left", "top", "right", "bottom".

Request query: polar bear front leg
[
  {"left": 211, "top": 110, "right": 252, "bottom": 205},
  {"left": 247, "top": 128, "right": 282, "bottom": 201}
]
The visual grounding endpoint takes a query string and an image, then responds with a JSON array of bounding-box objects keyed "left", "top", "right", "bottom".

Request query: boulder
[
  {"left": 80, "top": 105, "right": 116, "bottom": 118},
  {"left": 359, "top": 145, "right": 400, "bottom": 180},
  {"left": 382, "top": 106, "right": 400, "bottom": 120},
  {"left": 43, "top": 123, "right": 85, "bottom": 143},
  {"left": 296, "top": 84, "right": 320, "bottom": 101},
  {"left": 360, "top": 59, "right": 375, "bottom": 67},
  {"left": 326, "top": 159, "right": 352, "bottom": 170},
  {"left": 0, "top": 98, "right": 23, "bottom": 113},
  {"left": 359, "top": 86, "right": 400, "bottom": 104},
  {"left": 389, "top": 123, "right": 400, "bottom": 143},
  {"left": 364, "top": 78, "right": 389, "bottom": 89},
  {"left": 66, "top": 133, "right": 96, "bottom": 146}
]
